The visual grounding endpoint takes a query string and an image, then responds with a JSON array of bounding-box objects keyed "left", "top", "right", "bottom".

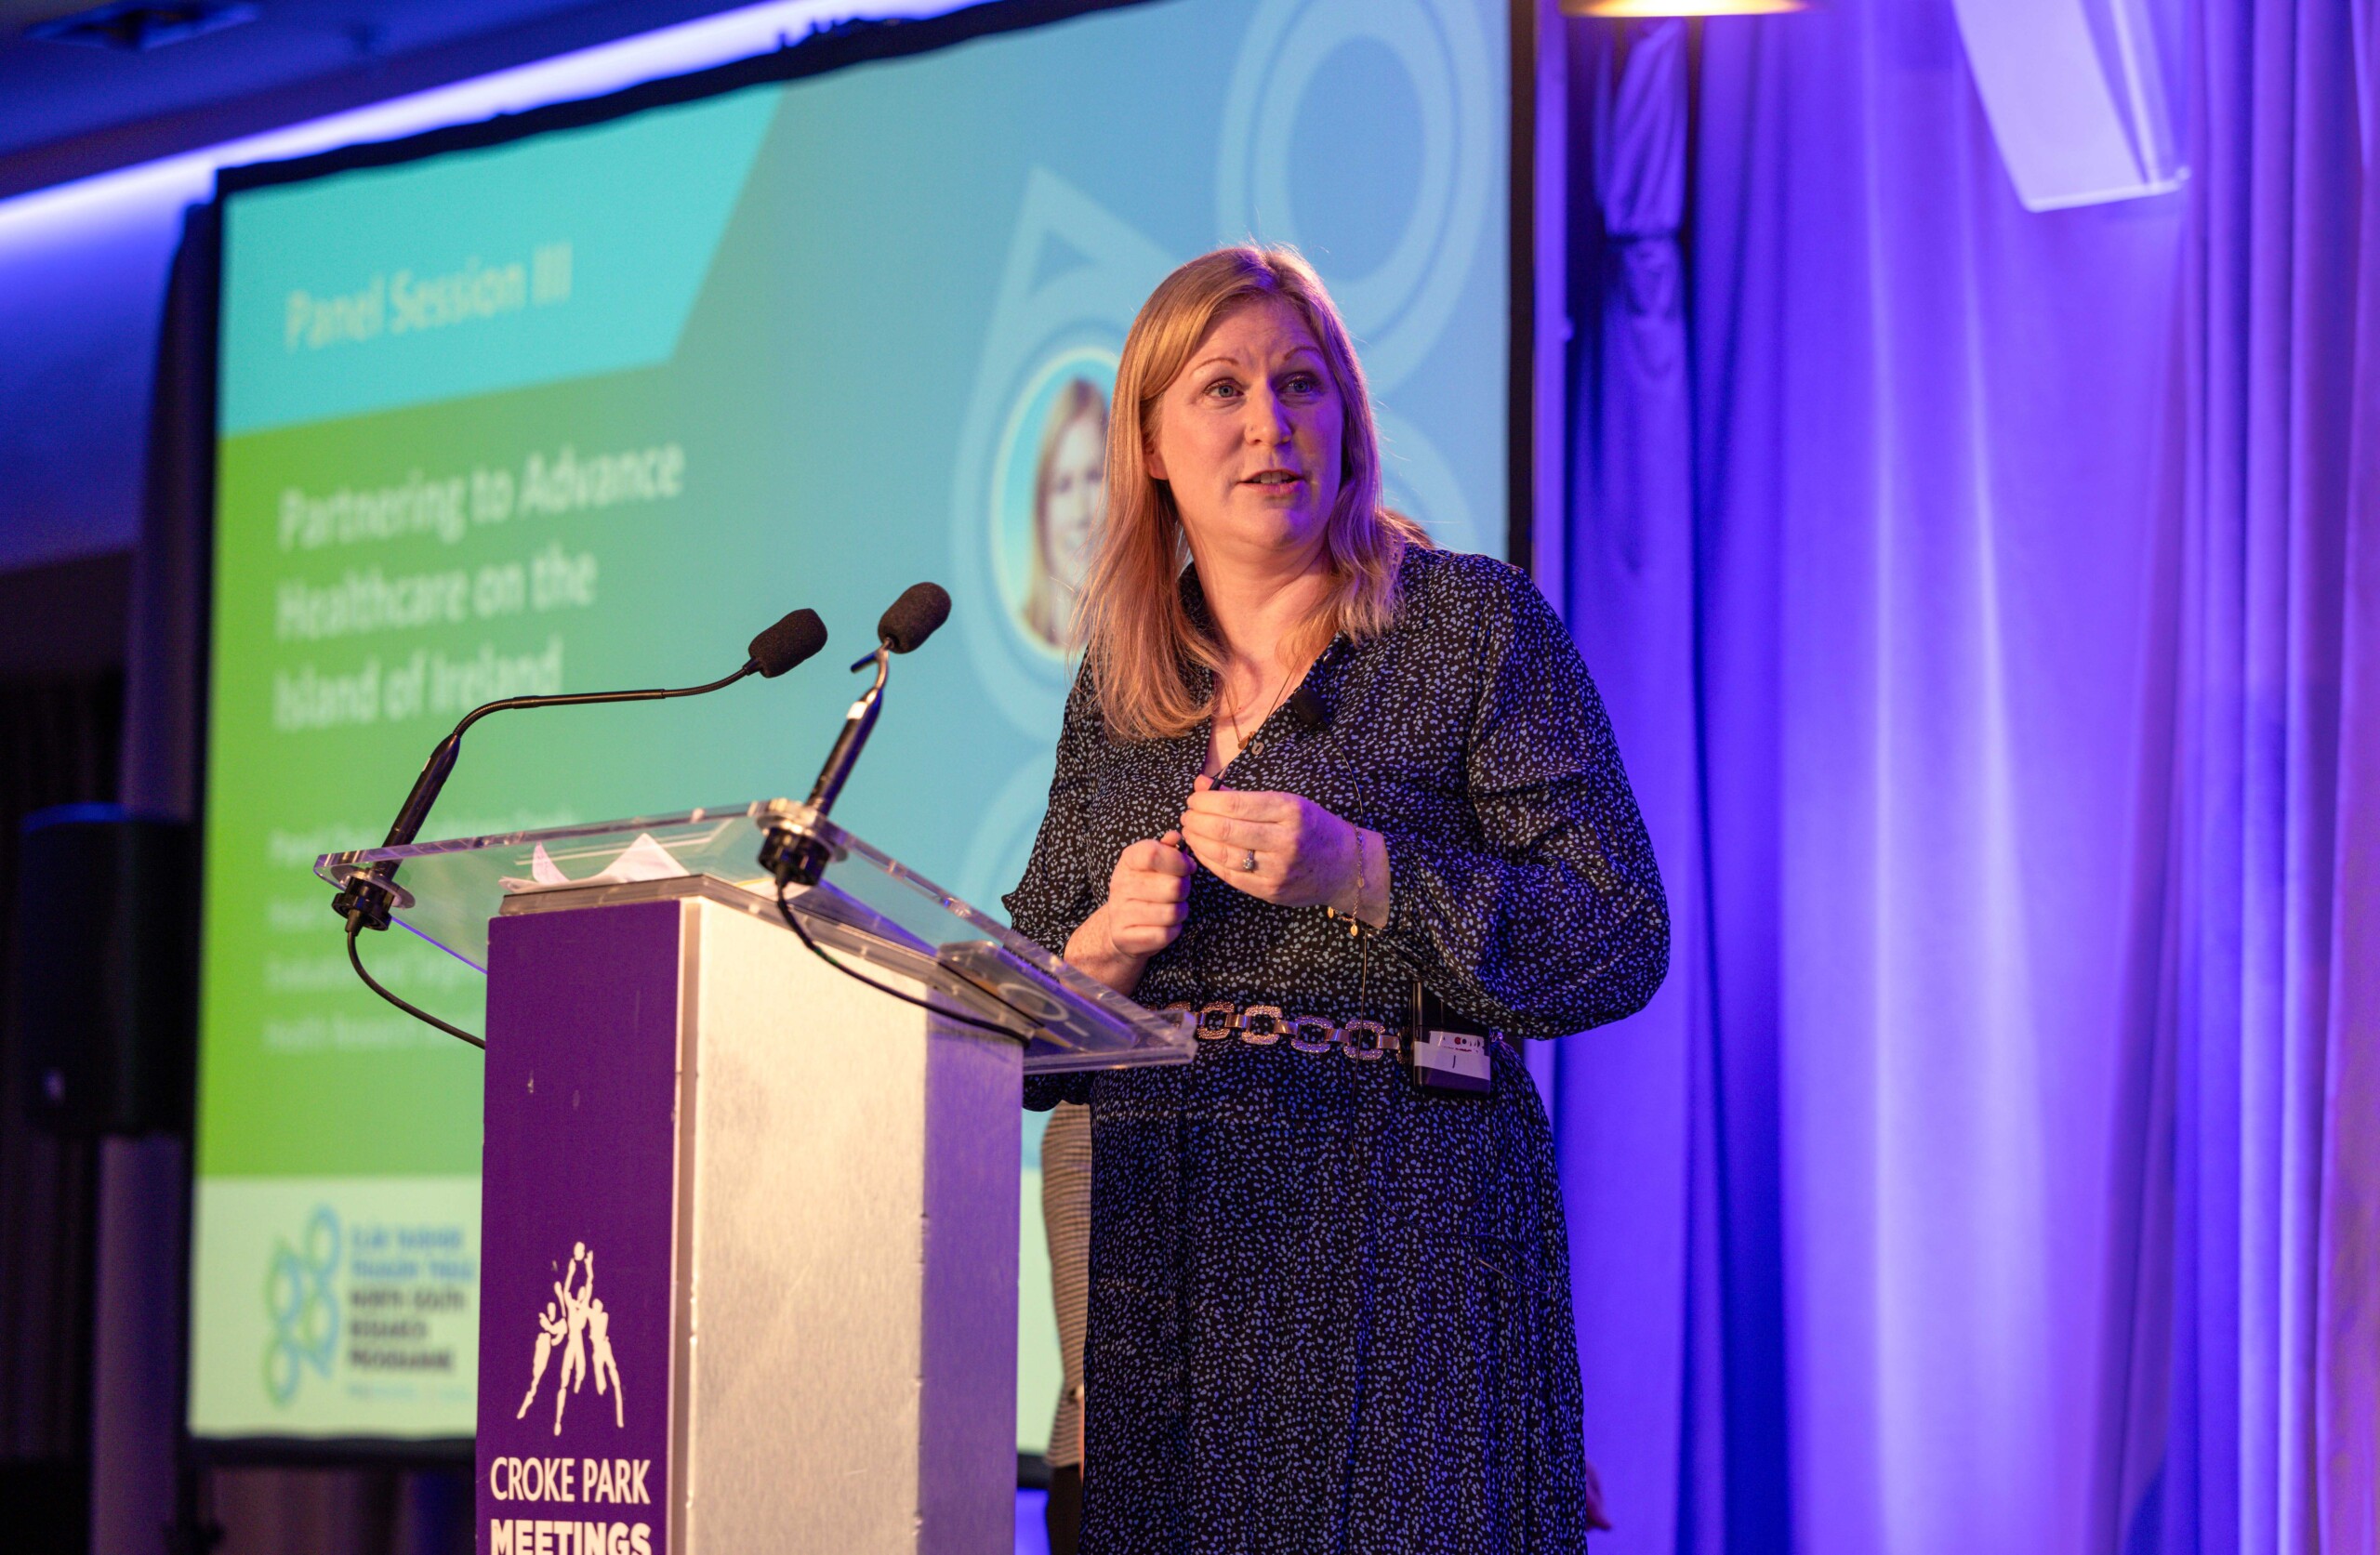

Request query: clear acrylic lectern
[
  {"left": 318, "top": 804, "right": 1190, "bottom": 1555},
  {"left": 317, "top": 799, "right": 1193, "bottom": 1073}
]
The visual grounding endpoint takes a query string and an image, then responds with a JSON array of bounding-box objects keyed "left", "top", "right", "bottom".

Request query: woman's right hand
[
  {"left": 1065, "top": 831, "right": 1194, "bottom": 993},
  {"left": 1105, "top": 830, "right": 1195, "bottom": 955}
]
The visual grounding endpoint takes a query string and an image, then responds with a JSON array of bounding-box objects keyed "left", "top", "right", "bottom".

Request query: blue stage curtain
[
  {"left": 1558, "top": 19, "right": 1709, "bottom": 1555},
  {"left": 1551, "top": 4, "right": 2379, "bottom": 1553}
]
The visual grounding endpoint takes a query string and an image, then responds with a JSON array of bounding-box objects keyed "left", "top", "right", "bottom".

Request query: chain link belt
[{"left": 1157, "top": 999, "right": 1402, "bottom": 1060}]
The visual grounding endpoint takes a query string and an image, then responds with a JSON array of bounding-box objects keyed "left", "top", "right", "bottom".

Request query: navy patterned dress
[{"left": 1005, "top": 547, "right": 1667, "bottom": 1554}]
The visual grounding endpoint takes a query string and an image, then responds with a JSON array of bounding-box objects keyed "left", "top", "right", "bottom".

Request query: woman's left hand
[{"left": 1180, "top": 774, "right": 1364, "bottom": 913}]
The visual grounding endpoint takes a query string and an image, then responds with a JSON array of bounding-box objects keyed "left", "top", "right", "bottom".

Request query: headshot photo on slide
[
  {"left": 946, "top": 165, "right": 1170, "bottom": 740},
  {"left": 990, "top": 347, "right": 1117, "bottom": 660}
]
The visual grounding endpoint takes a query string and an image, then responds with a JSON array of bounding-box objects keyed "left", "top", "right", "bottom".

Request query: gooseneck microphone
[
  {"left": 332, "top": 607, "right": 827, "bottom": 1048},
  {"left": 748, "top": 609, "right": 833, "bottom": 678},
  {"left": 875, "top": 581, "right": 953, "bottom": 655},
  {"left": 756, "top": 583, "right": 1021, "bottom": 1038},
  {"left": 760, "top": 583, "right": 949, "bottom": 889},
  {"left": 335, "top": 606, "right": 828, "bottom": 929},
  {"left": 804, "top": 583, "right": 953, "bottom": 813}
]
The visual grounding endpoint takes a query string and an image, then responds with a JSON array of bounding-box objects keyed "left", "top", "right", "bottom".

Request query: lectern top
[{"left": 316, "top": 802, "right": 1193, "bottom": 1073}]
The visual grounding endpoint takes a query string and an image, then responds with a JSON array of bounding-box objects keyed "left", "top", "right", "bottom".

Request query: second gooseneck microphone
[
  {"left": 807, "top": 583, "right": 951, "bottom": 811},
  {"left": 758, "top": 580, "right": 1022, "bottom": 1039},
  {"left": 764, "top": 582, "right": 950, "bottom": 886}
]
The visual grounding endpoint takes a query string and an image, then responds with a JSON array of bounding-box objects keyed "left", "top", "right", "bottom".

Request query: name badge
[{"left": 1406, "top": 1028, "right": 1492, "bottom": 1096}]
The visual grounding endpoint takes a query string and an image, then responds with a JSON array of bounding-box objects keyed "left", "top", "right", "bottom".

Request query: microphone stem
[
  {"left": 341, "top": 659, "right": 763, "bottom": 932},
  {"left": 805, "top": 646, "right": 890, "bottom": 814},
  {"left": 380, "top": 662, "right": 757, "bottom": 850}
]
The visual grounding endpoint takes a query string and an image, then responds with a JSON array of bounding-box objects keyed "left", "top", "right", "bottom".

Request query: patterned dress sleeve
[
  {"left": 1004, "top": 668, "right": 1106, "bottom": 1110},
  {"left": 1003, "top": 666, "right": 1104, "bottom": 958},
  {"left": 1375, "top": 560, "right": 1669, "bottom": 1039}
]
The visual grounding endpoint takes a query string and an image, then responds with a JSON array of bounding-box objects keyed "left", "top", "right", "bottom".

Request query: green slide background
[{"left": 194, "top": 0, "right": 1509, "bottom": 1442}]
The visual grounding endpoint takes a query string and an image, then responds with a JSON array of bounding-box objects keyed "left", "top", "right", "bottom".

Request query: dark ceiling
[{"left": 0, "top": 0, "right": 772, "bottom": 200}]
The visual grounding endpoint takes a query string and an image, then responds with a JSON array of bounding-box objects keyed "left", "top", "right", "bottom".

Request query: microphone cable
[
  {"left": 770, "top": 877, "right": 1029, "bottom": 1042},
  {"left": 347, "top": 912, "right": 484, "bottom": 1048}
]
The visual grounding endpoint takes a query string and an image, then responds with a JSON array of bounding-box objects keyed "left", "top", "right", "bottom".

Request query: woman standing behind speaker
[{"left": 1004, "top": 246, "right": 1667, "bottom": 1553}]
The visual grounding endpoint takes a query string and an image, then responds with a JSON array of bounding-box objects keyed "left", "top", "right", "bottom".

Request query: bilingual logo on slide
[
  {"left": 255, "top": 1199, "right": 475, "bottom": 1411},
  {"left": 263, "top": 1206, "right": 341, "bottom": 1404}
]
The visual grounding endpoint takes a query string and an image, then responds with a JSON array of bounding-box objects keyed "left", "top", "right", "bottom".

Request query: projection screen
[{"left": 192, "top": 0, "right": 1523, "bottom": 1449}]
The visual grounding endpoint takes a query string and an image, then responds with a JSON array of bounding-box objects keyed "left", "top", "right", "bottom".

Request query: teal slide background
[{"left": 195, "top": 0, "right": 1510, "bottom": 1443}]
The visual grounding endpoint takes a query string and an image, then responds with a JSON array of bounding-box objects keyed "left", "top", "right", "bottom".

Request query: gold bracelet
[
  {"left": 1354, "top": 828, "right": 1367, "bottom": 931},
  {"left": 1327, "top": 828, "right": 1371, "bottom": 938}
]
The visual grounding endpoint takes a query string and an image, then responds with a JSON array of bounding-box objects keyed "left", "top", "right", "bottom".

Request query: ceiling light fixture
[{"left": 1560, "top": 0, "right": 1805, "bottom": 15}]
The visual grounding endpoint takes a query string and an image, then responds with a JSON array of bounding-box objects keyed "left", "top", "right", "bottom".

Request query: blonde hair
[
  {"left": 1076, "top": 244, "right": 1428, "bottom": 741},
  {"left": 1019, "top": 376, "right": 1107, "bottom": 650}
]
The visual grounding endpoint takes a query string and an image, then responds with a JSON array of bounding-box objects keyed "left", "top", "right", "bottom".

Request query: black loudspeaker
[{"left": 14, "top": 806, "right": 197, "bottom": 1135}]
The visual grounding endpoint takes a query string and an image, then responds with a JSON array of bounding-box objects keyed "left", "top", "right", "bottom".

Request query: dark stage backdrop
[
  {"left": 1549, "top": 7, "right": 2377, "bottom": 1555},
  {"left": 0, "top": 670, "right": 120, "bottom": 1555}
]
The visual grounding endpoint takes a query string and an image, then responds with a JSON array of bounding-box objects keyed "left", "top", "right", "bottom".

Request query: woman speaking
[{"left": 1006, "top": 246, "right": 1667, "bottom": 1552}]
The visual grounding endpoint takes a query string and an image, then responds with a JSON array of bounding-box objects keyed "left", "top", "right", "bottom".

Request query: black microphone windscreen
[
  {"left": 748, "top": 609, "right": 828, "bottom": 678},
  {"left": 1289, "top": 687, "right": 1328, "bottom": 731},
  {"left": 878, "top": 583, "right": 952, "bottom": 654}
]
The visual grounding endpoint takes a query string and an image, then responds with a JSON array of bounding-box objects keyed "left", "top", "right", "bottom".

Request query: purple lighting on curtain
[
  {"left": 1558, "top": 17, "right": 1754, "bottom": 1555},
  {"left": 2323, "top": 7, "right": 2380, "bottom": 1544},
  {"left": 2156, "top": 2, "right": 2379, "bottom": 1551},
  {"left": 1553, "top": 1, "right": 2377, "bottom": 1552}
]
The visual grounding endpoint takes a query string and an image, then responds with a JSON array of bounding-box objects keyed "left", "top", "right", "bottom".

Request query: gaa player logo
[{"left": 516, "top": 1241, "right": 626, "bottom": 1434}]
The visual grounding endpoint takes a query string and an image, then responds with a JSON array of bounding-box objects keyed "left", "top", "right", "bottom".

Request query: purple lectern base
[{"left": 471, "top": 886, "right": 1021, "bottom": 1554}]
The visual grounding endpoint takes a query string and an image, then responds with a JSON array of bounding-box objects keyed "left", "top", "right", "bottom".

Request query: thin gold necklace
[{"left": 1221, "top": 653, "right": 1302, "bottom": 768}]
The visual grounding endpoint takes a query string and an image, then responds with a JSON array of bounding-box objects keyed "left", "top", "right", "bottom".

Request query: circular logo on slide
[
  {"left": 1215, "top": 0, "right": 1494, "bottom": 391},
  {"left": 262, "top": 1205, "right": 341, "bottom": 1405},
  {"left": 987, "top": 348, "right": 1117, "bottom": 662}
]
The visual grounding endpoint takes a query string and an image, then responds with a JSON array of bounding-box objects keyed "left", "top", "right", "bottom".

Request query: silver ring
[{"left": 1237, "top": 850, "right": 1259, "bottom": 873}]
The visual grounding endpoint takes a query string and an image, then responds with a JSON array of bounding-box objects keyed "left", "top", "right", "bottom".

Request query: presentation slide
[{"left": 191, "top": 0, "right": 1512, "bottom": 1445}]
